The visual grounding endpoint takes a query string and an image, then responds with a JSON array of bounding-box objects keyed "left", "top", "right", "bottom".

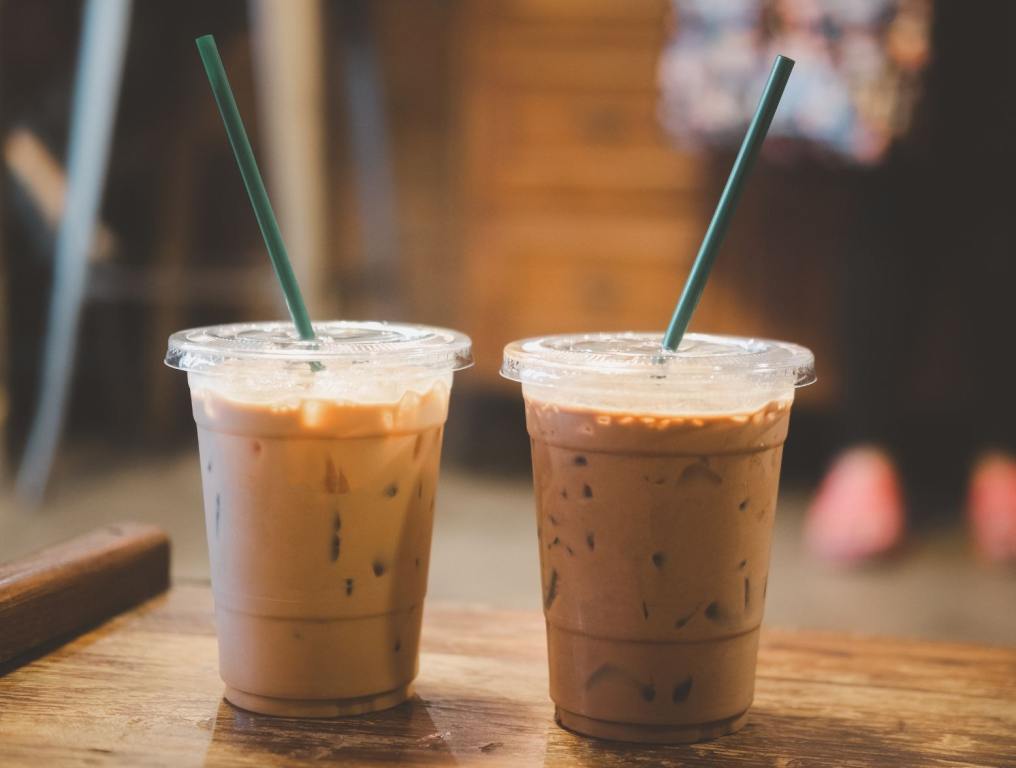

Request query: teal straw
[
  {"left": 195, "top": 34, "right": 315, "bottom": 340},
  {"left": 662, "top": 55, "right": 794, "bottom": 351}
]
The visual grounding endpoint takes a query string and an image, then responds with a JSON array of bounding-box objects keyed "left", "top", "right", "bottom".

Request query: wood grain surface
[
  {"left": 0, "top": 523, "right": 169, "bottom": 664},
  {"left": 0, "top": 583, "right": 1013, "bottom": 767}
]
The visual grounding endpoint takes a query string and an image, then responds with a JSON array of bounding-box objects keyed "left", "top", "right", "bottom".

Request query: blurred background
[{"left": 0, "top": 1, "right": 1013, "bottom": 643}]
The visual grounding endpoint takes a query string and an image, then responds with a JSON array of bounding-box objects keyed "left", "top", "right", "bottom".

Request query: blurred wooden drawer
[
  {"left": 484, "top": 39, "right": 664, "bottom": 93},
  {"left": 490, "top": 91, "right": 701, "bottom": 194},
  {"left": 466, "top": 0, "right": 667, "bottom": 92},
  {"left": 474, "top": 252, "right": 680, "bottom": 331},
  {"left": 462, "top": 217, "right": 696, "bottom": 386},
  {"left": 462, "top": 0, "right": 689, "bottom": 198},
  {"left": 491, "top": 0, "right": 665, "bottom": 25},
  {"left": 470, "top": 216, "right": 700, "bottom": 267}
]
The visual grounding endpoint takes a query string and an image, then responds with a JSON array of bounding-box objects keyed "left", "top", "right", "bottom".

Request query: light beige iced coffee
[
  {"left": 503, "top": 332, "right": 814, "bottom": 743},
  {"left": 167, "top": 321, "right": 472, "bottom": 717}
]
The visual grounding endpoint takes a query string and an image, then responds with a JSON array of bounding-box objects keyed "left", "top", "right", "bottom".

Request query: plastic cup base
[
  {"left": 554, "top": 705, "right": 749, "bottom": 744},
  {"left": 223, "top": 683, "right": 413, "bottom": 718}
]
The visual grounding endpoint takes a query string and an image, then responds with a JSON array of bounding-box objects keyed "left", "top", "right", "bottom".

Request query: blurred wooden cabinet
[
  {"left": 454, "top": 0, "right": 839, "bottom": 403},
  {"left": 457, "top": 0, "right": 701, "bottom": 389}
]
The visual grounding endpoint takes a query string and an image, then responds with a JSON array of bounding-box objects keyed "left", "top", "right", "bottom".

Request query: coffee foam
[
  {"left": 190, "top": 377, "right": 451, "bottom": 439},
  {"left": 521, "top": 374, "right": 795, "bottom": 417},
  {"left": 188, "top": 363, "right": 453, "bottom": 407}
]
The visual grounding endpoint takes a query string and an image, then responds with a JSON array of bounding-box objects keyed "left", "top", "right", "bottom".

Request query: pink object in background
[
  {"left": 805, "top": 447, "right": 906, "bottom": 563},
  {"left": 967, "top": 453, "right": 1016, "bottom": 565}
]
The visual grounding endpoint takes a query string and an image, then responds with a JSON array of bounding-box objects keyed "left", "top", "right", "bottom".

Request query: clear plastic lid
[
  {"left": 502, "top": 332, "right": 814, "bottom": 385},
  {"left": 502, "top": 332, "right": 814, "bottom": 413},
  {"left": 166, "top": 321, "right": 473, "bottom": 374}
]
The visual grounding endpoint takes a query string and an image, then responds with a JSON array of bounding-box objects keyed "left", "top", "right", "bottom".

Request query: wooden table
[{"left": 1, "top": 583, "right": 1014, "bottom": 767}]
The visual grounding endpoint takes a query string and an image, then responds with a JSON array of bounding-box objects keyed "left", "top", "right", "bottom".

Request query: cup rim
[
  {"left": 501, "top": 331, "right": 815, "bottom": 387},
  {"left": 166, "top": 320, "right": 474, "bottom": 373}
]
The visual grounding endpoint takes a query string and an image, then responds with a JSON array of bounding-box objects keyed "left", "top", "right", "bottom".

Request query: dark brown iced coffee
[
  {"left": 529, "top": 398, "right": 789, "bottom": 741},
  {"left": 503, "top": 332, "right": 814, "bottom": 743}
]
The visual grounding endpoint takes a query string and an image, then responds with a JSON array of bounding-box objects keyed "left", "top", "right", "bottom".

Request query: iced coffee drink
[
  {"left": 167, "top": 321, "right": 472, "bottom": 717},
  {"left": 503, "top": 332, "right": 814, "bottom": 743}
]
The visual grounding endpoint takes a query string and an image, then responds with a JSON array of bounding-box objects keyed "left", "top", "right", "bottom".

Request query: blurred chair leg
[
  {"left": 0, "top": 141, "right": 6, "bottom": 485},
  {"left": 249, "top": 0, "right": 333, "bottom": 317},
  {"left": 337, "top": 0, "right": 401, "bottom": 316},
  {"left": 142, "top": 112, "right": 196, "bottom": 438},
  {"left": 15, "top": 0, "right": 132, "bottom": 503},
  {"left": 4, "top": 128, "right": 118, "bottom": 263}
]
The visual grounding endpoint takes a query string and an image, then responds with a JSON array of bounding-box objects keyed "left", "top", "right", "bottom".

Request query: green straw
[
  {"left": 195, "top": 34, "right": 315, "bottom": 341},
  {"left": 662, "top": 55, "right": 794, "bottom": 352}
]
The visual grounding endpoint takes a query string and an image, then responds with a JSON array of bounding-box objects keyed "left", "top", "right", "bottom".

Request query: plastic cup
[
  {"left": 166, "top": 321, "right": 472, "bottom": 717},
  {"left": 502, "top": 332, "right": 814, "bottom": 743}
]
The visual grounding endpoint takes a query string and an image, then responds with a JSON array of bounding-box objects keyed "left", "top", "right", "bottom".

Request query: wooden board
[
  {"left": 0, "top": 583, "right": 1014, "bottom": 767},
  {"left": 0, "top": 523, "right": 169, "bottom": 664}
]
